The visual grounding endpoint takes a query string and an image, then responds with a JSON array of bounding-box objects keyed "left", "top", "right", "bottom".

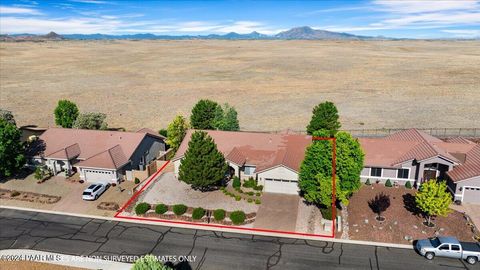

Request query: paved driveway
[{"left": 253, "top": 193, "right": 299, "bottom": 232}]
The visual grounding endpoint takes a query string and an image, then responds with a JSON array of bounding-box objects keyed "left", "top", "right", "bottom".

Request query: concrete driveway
[{"left": 253, "top": 193, "right": 299, "bottom": 232}]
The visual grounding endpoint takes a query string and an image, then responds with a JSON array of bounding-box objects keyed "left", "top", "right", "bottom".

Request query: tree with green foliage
[
  {"left": 166, "top": 115, "right": 188, "bottom": 152},
  {"left": 0, "top": 120, "right": 25, "bottom": 178},
  {"left": 72, "top": 112, "right": 108, "bottom": 130},
  {"left": 190, "top": 99, "right": 220, "bottom": 130},
  {"left": 415, "top": 180, "right": 452, "bottom": 227},
  {"left": 298, "top": 130, "right": 364, "bottom": 206},
  {"left": 179, "top": 131, "right": 228, "bottom": 190},
  {"left": 158, "top": 129, "right": 168, "bottom": 137},
  {"left": 0, "top": 109, "right": 16, "bottom": 125},
  {"left": 54, "top": 99, "right": 79, "bottom": 128},
  {"left": 316, "top": 173, "right": 348, "bottom": 207},
  {"left": 214, "top": 103, "right": 240, "bottom": 131},
  {"left": 306, "top": 101, "right": 341, "bottom": 136},
  {"left": 132, "top": 254, "right": 172, "bottom": 270}
]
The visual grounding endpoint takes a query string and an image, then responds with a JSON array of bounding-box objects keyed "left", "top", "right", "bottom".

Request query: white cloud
[
  {"left": 442, "top": 29, "right": 480, "bottom": 37},
  {"left": 0, "top": 6, "right": 42, "bottom": 15},
  {"left": 373, "top": 0, "right": 479, "bottom": 14},
  {"left": 69, "top": 0, "right": 108, "bottom": 4}
]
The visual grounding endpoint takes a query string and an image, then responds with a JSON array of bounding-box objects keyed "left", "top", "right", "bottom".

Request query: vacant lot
[{"left": 1, "top": 40, "right": 479, "bottom": 131}]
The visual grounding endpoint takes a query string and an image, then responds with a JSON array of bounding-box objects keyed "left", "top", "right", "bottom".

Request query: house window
[
  {"left": 397, "top": 169, "right": 409, "bottom": 179},
  {"left": 370, "top": 167, "right": 382, "bottom": 177},
  {"left": 244, "top": 166, "right": 256, "bottom": 175}
]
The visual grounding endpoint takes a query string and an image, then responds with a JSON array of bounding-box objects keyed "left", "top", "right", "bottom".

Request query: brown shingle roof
[
  {"left": 174, "top": 130, "right": 312, "bottom": 173},
  {"left": 37, "top": 128, "right": 158, "bottom": 170}
]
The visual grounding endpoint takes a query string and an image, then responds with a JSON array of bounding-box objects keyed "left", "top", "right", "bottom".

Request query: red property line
[{"left": 115, "top": 137, "right": 337, "bottom": 238}]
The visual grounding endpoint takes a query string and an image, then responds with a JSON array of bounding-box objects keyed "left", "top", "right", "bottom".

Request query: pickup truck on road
[{"left": 416, "top": 236, "right": 480, "bottom": 265}]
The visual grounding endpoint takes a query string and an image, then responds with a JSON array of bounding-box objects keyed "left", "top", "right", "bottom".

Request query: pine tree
[
  {"left": 306, "top": 101, "right": 341, "bottom": 136},
  {"left": 214, "top": 103, "right": 240, "bottom": 131},
  {"left": 415, "top": 180, "right": 452, "bottom": 226},
  {"left": 190, "top": 99, "right": 220, "bottom": 130},
  {"left": 178, "top": 131, "right": 228, "bottom": 190}
]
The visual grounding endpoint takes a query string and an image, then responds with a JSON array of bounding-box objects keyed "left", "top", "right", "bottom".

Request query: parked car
[
  {"left": 82, "top": 183, "right": 108, "bottom": 201},
  {"left": 416, "top": 236, "right": 480, "bottom": 265}
]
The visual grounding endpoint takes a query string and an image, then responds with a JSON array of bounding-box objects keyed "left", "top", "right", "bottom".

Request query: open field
[{"left": 1, "top": 40, "right": 479, "bottom": 131}]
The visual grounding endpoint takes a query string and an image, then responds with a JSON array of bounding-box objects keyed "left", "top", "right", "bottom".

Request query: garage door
[
  {"left": 264, "top": 178, "right": 299, "bottom": 195},
  {"left": 463, "top": 187, "right": 480, "bottom": 204},
  {"left": 84, "top": 169, "right": 113, "bottom": 183}
]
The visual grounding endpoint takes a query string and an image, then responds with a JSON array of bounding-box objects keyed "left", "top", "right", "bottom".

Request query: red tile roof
[
  {"left": 447, "top": 145, "right": 480, "bottom": 182},
  {"left": 174, "top": 130, "right": 312, "bottom": 173}
]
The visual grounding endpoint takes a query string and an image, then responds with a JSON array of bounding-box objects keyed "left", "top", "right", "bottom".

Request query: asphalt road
[{"left": 0, "top": 208, "right": 476, "bottom": 270}]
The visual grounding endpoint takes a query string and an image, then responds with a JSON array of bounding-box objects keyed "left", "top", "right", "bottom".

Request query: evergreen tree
[
  {"left": 190, "top": 99, "right": 220, "bottom": 130},
  {"left": 0, "top": 120, "right": 25, "bottom": 178},
  {"left": 306, "top": 101, "right": 341, "bottom": 136},
  {"left": 214, "top": 103, "right": 240, "bottom": 131},
  {"left": 415, "top": 180, "right": 452, "bottom": 226},
  {"left": 166, "top": 115, "right": 188, "bottom": 152},
  {"left": 72, "top": 112, "right": 108, "bottom": 130},
  {"left": 179, "top": 131, "right": 227, "bottom": 190},
  {"left": 54, "top": 99, "right": 79, "bottom": 128}
]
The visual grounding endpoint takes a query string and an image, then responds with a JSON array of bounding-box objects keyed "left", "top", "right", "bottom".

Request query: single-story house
[
  {"left": 359, "top": 129, "right": 480, "bottom": 204},
  {"left": 172, "top": 130, "right": 312, "bottom": 195},
  {"left": 28, "top": 127, "right": 166, "bottom": 183}
]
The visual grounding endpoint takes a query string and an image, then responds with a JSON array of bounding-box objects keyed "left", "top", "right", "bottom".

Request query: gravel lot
[{"left": 141, "top": 172, "right": 259, "bottom": 213}]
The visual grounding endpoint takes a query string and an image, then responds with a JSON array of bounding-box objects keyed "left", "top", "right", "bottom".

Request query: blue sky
[{"left": 0, "top": 0, "right": 479, "bottom": 38}]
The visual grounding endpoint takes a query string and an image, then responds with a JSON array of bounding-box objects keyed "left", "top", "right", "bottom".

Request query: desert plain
[{"left": 0, "top": 40, "right": 479, "bottom": 131}]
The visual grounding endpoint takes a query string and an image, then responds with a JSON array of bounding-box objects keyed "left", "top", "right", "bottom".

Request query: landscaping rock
[{"left": 364, "top": 219, "right": 369, "bottom": 224}]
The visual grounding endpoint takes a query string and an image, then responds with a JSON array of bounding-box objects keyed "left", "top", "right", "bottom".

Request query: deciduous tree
[
  {"left": 214, "top": 103, "right": 240, "bottom": 131},
  {"left": 415, "top": 180, "right": 452, "bottom": 226},
  {"left": 368, "top": 192, "right": 391, "bottom": 221},
  {"left": 0, "top": 120, "right": 25, "bottom": 178},
  {"left": 72, "top": 112, "right": 108, "bottom": 130},
  {"left": 178, "top": 131, "right": 227, "bottom": 190},
  {"left": 54, "top": 99, "right": 79, "bottom": 128},
  {"left": 306, "top": 101, "right": 341, "bottom": 136},
  {"left": 0, "top": 109, "right": 16, "bottom": 125},
  {"left": 166, "top": 115, "right": 188, "bottom": 152}
]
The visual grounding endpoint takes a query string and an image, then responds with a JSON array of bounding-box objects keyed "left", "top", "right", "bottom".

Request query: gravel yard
[{"left": 141, "top": 172, "right": 259, "bottom": 213}]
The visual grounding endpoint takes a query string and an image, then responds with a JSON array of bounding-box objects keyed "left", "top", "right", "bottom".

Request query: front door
[{"left": 423, "top": 169, "right": 437, "bottom": 181}]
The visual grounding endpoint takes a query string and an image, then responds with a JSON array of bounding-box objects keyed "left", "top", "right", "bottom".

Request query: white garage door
[
  {"left": 84, "top": 169, "right": 114, "bottom": 183},
  {"left": 264, "top": 178, "right": 299, "bottom": 195},
  {"left": 463, "top": 187, "right": 480, "bottom": 204}
]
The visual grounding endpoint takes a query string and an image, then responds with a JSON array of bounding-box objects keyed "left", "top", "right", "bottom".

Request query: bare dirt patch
[
  {"left": 0, "top": 188, "right": 61, "bottom": 204},
  {"left": 1, "top": 40, "right": 479, "bottom": 131},
  {"left": 348, "top": 184, "right": 475, "bottom": 244}
]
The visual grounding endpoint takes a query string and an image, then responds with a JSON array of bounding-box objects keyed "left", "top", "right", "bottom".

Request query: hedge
[
  {"left": 155, "top": 204, "right": 168, "bottom": 214},
  {"left": 213, "top": 209, "right": 226, "bottom": 221},
  {"left": 135, "top": 202, "right": 150, "bottom": 215},
  {"left": 230, "top": 211, "right": 246, "bottom": 225},
  {"left": 192, "top": 207, "right": 205, "bottom": 220},
  {"left": 173, "top": 204, "right": 188, "bottom": 216},
  {"left": 232, "top": 177, "right": 241, "bottom": 188}
]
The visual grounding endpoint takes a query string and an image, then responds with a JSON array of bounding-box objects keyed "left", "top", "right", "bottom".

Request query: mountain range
[{"left": 1, "top": 27, "right": 391, "bottom": 41}]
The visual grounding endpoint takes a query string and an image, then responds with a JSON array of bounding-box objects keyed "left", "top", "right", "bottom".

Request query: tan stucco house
[{"left": 29, "top": 128, "right": 166, "bottom": 183}]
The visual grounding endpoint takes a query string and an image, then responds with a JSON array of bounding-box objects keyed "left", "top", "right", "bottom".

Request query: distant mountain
[
  {"left": 1, "top": 27, "right": 388, "bottom": 41},
  {"left": 274, "top": 26, "right": 370, "bottom": 40}
]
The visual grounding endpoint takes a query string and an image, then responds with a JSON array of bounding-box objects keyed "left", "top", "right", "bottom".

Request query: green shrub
[
  {"left": 246, "top": 191, "right": 254, "bottom": 196},
  {"left": 237, "top": 189, "right": 244, "bottom": 194},
  {"left": 365, "top": 178, "right": 371, "bottom": 185},
  {"left": 243, "top": 178, "right": 256, "bottom": 188},
  {"left": 235, "top": 195, "right": 241, "bottom": 201},
  {"left": 230, "top": 211, "right": 246, "bottom": 225},
  {"left": 134, "top": 177, "right": 140, "bottom": 184},
  {"left": 247, "top": 198, "right": 253, "bottom": 203},
  {"left": 232, "top": 176, "right": 241, "bottom": 188},
  {"left": 192, "top": 207, "right": 205, "bottom": 220},
  {"left": 158, "top": 128, "right": 168, "bottom": 137},
  {"left": 255, "top": 199, "right": 261, "bottom": 204},
  {"left": 135, "top": 202, "right": 150, "bottom": 215},
  {"left": 213, "top": 209, "right": 226, "bottom": 221},
  {"left": 220, "top": 186, "right": 225, "bottom": 191},
  {"left": 320, "top": 206, "right": 333, "bottom": 220},
  {"left": 405, "top": 181, "right": 412, "bottom": 189},
  {"left": 385, "top": 179, "right": 393, "bottom": 187},
  {"left": 155, "top": 204, "right": 168, "bottom": 214},
  {"left": 253, "top": 185, "right": 263, "bottom": 191},
  {"left": 255, "top": 192, "right": 261, "bottom": 196},
  {"left": 173, "top": 204, "right": 187, "bottom": 215}
]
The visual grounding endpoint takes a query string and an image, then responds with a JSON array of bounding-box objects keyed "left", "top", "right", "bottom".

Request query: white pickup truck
[{"left": 416, "top": 236, "right": 480, "bottom": 265}]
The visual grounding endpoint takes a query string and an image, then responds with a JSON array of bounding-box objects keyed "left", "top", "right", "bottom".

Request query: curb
[
  {"left": 0, "top": 205, "right": 413, "bottom": 249},
  {"left": 0, "top": 249, "right": 131, "bottom": 270}
]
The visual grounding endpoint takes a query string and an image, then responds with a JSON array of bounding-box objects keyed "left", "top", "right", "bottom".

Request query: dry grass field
[{"left": 0, "top": 40, "right": 479, "bottom": 131}]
